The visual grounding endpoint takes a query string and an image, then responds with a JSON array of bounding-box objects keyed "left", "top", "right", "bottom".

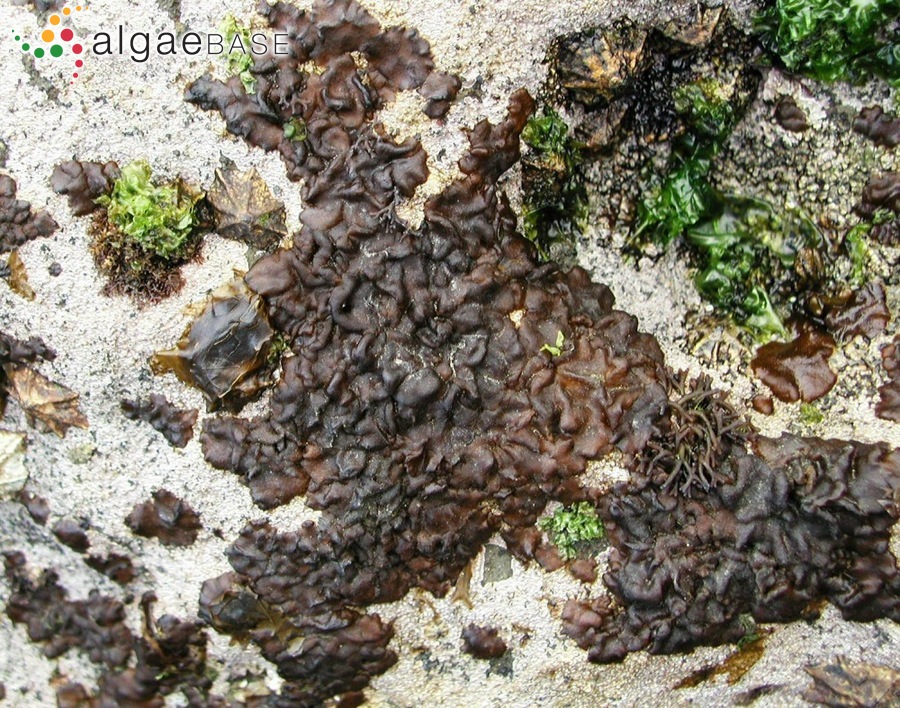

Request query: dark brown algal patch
[
  {"left": 562, "top": 435, "right": 900, "bottom": 663},
  {"left": 16, "top": 490, "right": 50, "bottom": 525},
  {"left": 853, "top": 106, "right": 900, "bottom": 149},
  {"left": 750, "top": 394, "right": 774, "bottom": 415},
  {"left": 121, "top": 393, "right": 199, "bottom": 448},
  {"left": 461, "top": 624, "right": 508, "bottom": 660},
  {"left": 7, "top": 554, "right": 222, "bottom": 706},
  {"left": 419, "top": 72, "right": 462, "bottom": 119},
  {"left": 4, "top": 551, "right": 133, "bottom": 668},
  {"left": 52, "top": 518, "right": 90, "bottom": 552},
  {"left": 877, "top": 335, "right": 900, "bottom": 423},
  {"left": 856, "top": 171, "right": 900, "bottom": 246},
  {"left": 569, "top": 557, "right": 598, "bottom": 584},
  {"left": 773, "top": 96, "right": 808, "bottom": 132},
  {"left": 85, "top": 553, "right": 136, "bottom": 585},
  {"left": 180, "top": 0, "right": 900, "bottom": 697},
  {"left": 0, "top": 173, "right": 57, "bottom": 253},
  {"left": 751, "top": 329, "right": 837, "bottom": 403},
  {"left": 50, "top": 159, "right": 120, "bottom": 216},
  {"left": 824, "top": 282, "right": 890, "bottom": 341},
  {"left": 185, "top": 0, "right": 667, "bottom": 701},
  {"left": 125, "top": 489, "right": 202, "bottom": 547}
]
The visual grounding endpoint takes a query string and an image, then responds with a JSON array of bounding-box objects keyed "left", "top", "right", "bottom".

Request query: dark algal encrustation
[
  {"left": 125, "top": 489, "right": 202, "bottom": 547},
  {"left": 563, "top": 435, "right": 900, "bottom": 663},
  {"left": 878, "top": 335, "right": 900, "bottom": 422},
  {"left": 853, "top": 106, "right": 900, "bottom": 150},
  {"left": 0, "top": 173, "right": 57, "bottom": 252},
  {"left": 121, "top": 393, "right": 199, "bottom": 448},
  {"left": 856, "top": 171, "right": 899, "bottom": 246},
  {"left": 185, "top": 0, "right": 667, "bottom": 702},
  {"left": 5, "top": 554, "right": 221, "bottom": 706},
  {"left": 176, "top": 0, "right": 900, "bottom": 702}
]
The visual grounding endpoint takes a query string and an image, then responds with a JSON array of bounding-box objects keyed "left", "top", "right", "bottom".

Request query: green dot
[
  {"left": 34, "top": 47, "right": 44, "bottom": 58},
  {"left": 21, "top": 43, "right": 29, "bottom": 50},
  {"left": 50, "top": 44, "right": 62, "bottom": 57},
  {"left": 14, "top": 36, "right": 20, "bottom": 41}
]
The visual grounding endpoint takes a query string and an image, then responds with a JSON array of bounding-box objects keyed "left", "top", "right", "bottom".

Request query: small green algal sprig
[
  {"left": 799, "top": 402, "right": 825, "bottom": 425},
  {"left": 284, "top": 118, "right": 308, "bottom": 142},
  {"left": 540, "top": 330, "right": 566, "bottom": 357},
  {"left": 97, "top": 161, "right": 200, "bottom": 260},
  {"left": 538, "top": 502, "right": 605, "bottom": 560}
]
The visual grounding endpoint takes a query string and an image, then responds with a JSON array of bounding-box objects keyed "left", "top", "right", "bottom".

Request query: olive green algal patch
[
  {"left": 520, "top": 109, "right": 588, "bottom": 260},
  {"left": 631, "top": 74, "right": 803, "bottom": 340}
]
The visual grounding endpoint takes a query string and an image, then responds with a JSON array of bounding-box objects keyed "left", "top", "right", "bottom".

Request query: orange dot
[
  {"left": 62, "top": 6, "right": 70, "bottom": 13},
  {"left": 41, "top": 29, "right": 55, "bottom": 42},
  {"left": 75, "top": 5, "right": 82, "bottom": 9},
  {"left": 49, "top": 14, "right": 60, "bottom": 24}
]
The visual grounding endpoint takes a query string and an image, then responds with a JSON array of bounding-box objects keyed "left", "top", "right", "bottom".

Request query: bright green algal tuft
[
  {"left": 538, "top": 502, "right": 605, "bottom": 560},
  {"left": 757, "top": 0, "right": 900, "bottom": 87},
  {"left": 687, "top": 196, "right": 823, "bottom": 339},
  {"left": 220, "top": 14, "right": 257, "bottom": 94},
  {"left": 97, "top": 161, "right": 199, "bottom": 260}
]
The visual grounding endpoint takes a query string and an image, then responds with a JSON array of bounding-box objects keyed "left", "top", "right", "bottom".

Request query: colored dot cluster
[{"left": 12, "top": 4, "right": 86, "bottom": 81}]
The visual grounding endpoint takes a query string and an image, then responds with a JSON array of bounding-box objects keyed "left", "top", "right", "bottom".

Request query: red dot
[
  {"left": 75, "top": 59, "right": 83, "bottom": 67},
  {"left": 61, "top": 28, "right": 73, "bottom": 41},
  {"left": 72, "top": 72, "right": 78, "bottom": 78},
  {"left": 72, "top": 43, "right": 82, "bottom": 54}
]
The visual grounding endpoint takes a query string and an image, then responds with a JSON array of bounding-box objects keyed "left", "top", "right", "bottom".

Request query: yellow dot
[
  {"left": 62, "top": 6, "right": 70, "bottom": 13},
  {"left": 49, "top": 14, "right": 60, "bottom": 24},
  {"left": 42, "top": 29, "right": 55, "bottom": 41}
]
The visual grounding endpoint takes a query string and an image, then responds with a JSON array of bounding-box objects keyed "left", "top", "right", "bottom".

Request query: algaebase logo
[{"left": 11, "top": 4, "right": 86, "bottom": 83}]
